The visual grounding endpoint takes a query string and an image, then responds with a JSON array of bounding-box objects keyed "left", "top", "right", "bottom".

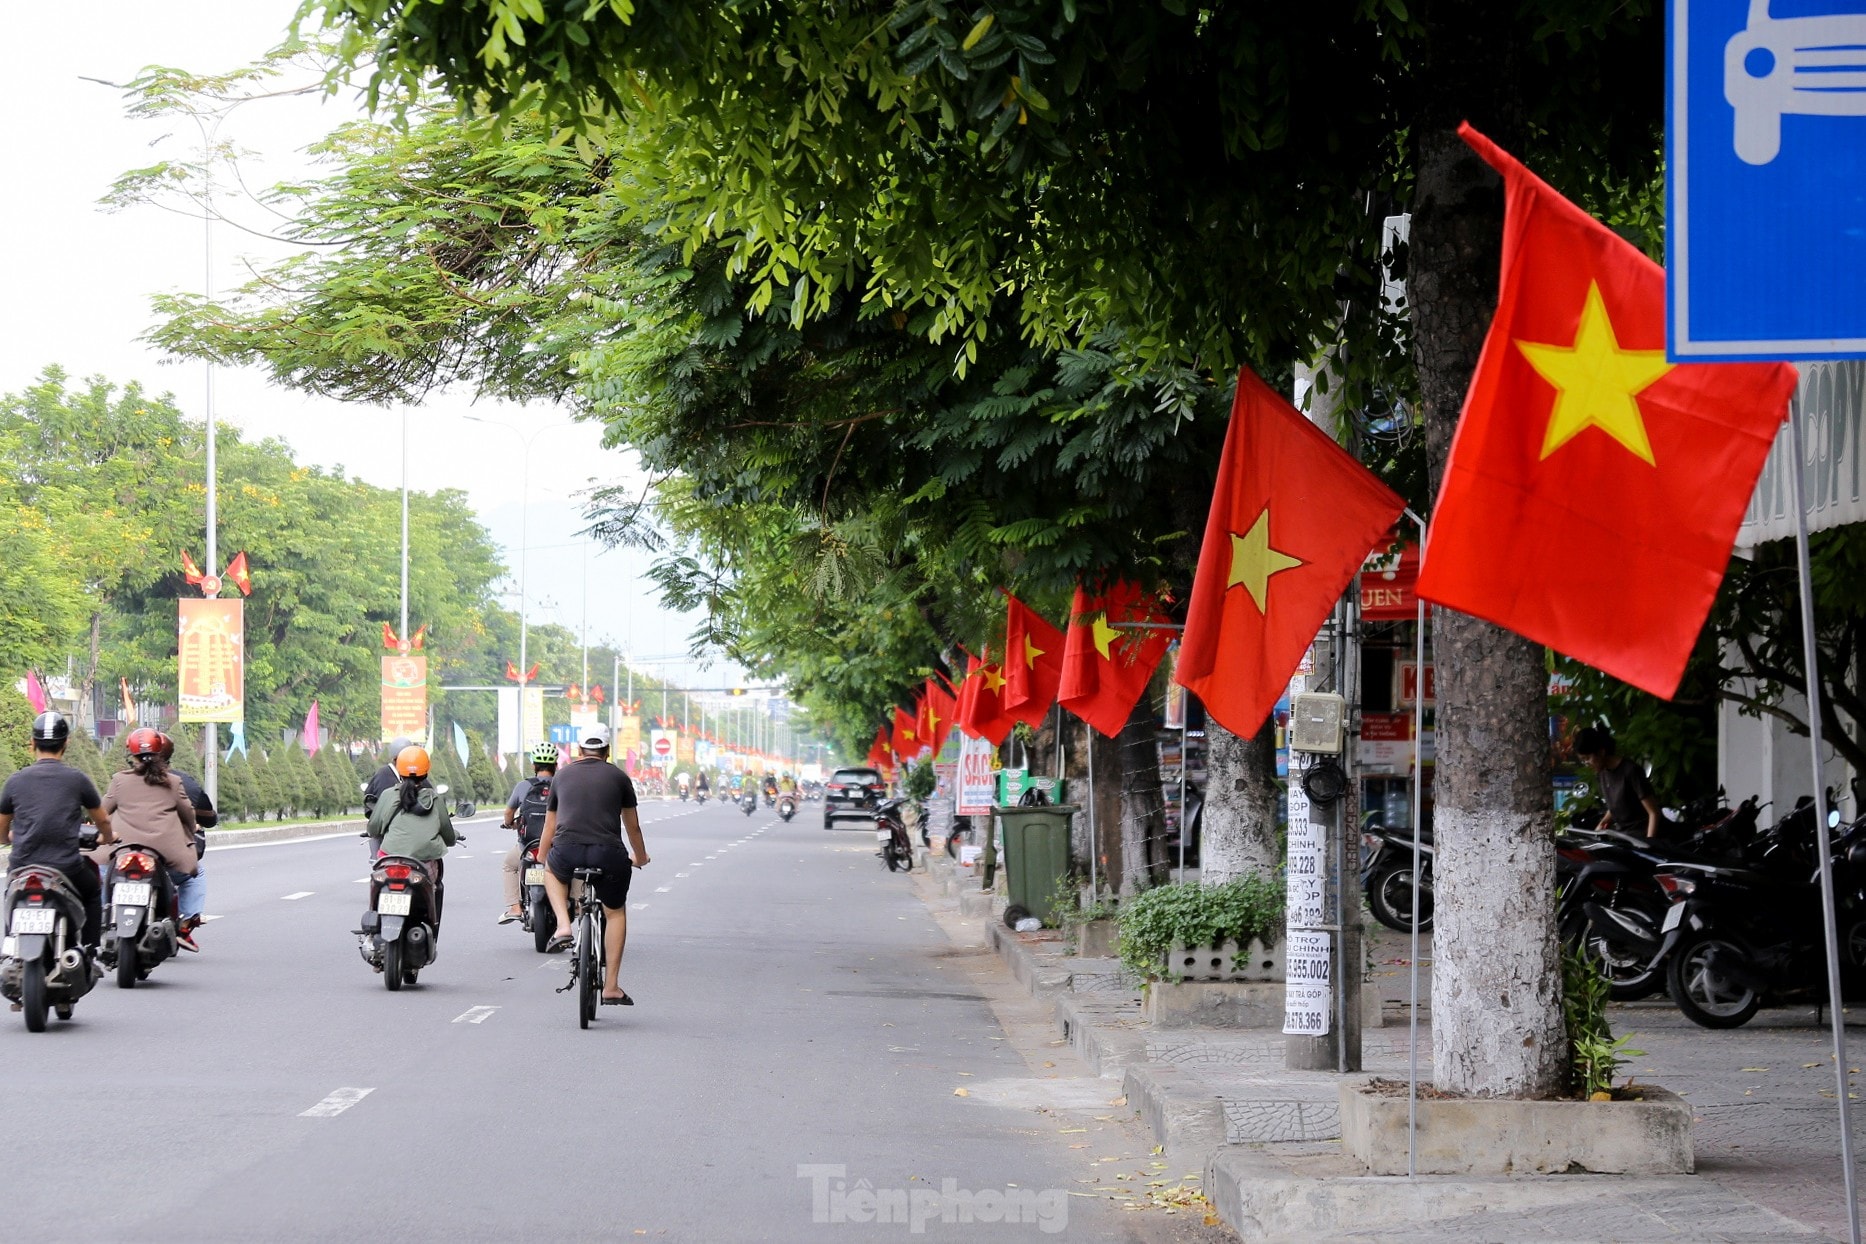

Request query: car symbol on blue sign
[{"left": 1670, "top": 0, "right": 1866, "bottom": 360}]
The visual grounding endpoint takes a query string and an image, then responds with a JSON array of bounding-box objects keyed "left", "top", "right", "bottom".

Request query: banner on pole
[
  {"left": 1282, "top": 930, "right": 1332, "bottom": 1036},
  {"left": 676, "top": 732, "right": 695, "bottom": 765},
  {"left": 957, "top": 734, "right": 996, "bottom": 816},
  {"left": 380, "top": 654, "right": 428, "bottom": 743},
  {"left": 178, "top": 599, "right": 244, "bottom": 723},
  {"left": 618, "top": 714, "right": 642, "bottom": 758}
]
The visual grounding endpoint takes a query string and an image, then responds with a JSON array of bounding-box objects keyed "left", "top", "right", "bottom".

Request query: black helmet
[{"left": 31, "top": 712, "right": 70, "bottom": 747}]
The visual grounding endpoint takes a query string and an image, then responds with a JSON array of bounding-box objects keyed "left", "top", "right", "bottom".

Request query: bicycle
[{"left": 556, "top": 867, "right": 606, "bottom": 1029}]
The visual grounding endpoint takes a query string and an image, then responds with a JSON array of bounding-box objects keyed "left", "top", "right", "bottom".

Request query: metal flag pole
[
  {"left": 1087, "top": 729, "right": 1097, "bottom": 902},
  {"left": 1786, "top": 402, "right": 1862, "bottom": 1244},
  {"left": 1403, "top": 507, "right": 1428, "bottom": 1180},
  {"left": 1179, "top": 716, "right": 1189, "bottom": 885}
]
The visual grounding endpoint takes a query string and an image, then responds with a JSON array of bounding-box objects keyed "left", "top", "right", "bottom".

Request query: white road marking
[
  {"left": 353, "top": 878, "right": 370, "bottom": 884},
  {"left": 300, "top": 1087, "right": 374, "bottom": 1118},
  {"left": 705, "top": 855, "right": 717, "bottom": 860},
  {"left": 452, "top": 1005, "right": 500, "bottom": 1024},
  {"left": 200, "top": 914, "right": 223, "bottom": 922},
  {"left": 654, "top": 886, "right": 671, "bottom": 893},
  {"left": 281, "top": 891, "right": 315, "bottom": 901},
  {"left": 675, "top": 872, "right": 690, "bottom": 878},
  {"left": 631, "top": 903, "right": 648, "bottom": 910}
]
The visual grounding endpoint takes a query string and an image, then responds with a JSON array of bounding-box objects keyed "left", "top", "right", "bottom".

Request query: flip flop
[
  {"left": 601, "top": 992, "right": 634, "bottom": 1006},
  {"left": 496, "top": 911, "right": 520, "bottom": 925},
  {"left": 546, "top": 933, "right": 573, "bottom": 953}
]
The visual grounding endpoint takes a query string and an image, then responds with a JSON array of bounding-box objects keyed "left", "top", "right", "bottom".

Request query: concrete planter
[
  {"left": 1164, "top": 938, "right": 1284, "bottom": 982},
  {"left": 1076, "top": 918, "right": 1118, "bottom": 959},
  {"left": 1339, "top": 1079, "right": 1694, "bottom": 1175},
  {"left": 1144, "top": 979, "right": 1384, "bottom": 1030}
]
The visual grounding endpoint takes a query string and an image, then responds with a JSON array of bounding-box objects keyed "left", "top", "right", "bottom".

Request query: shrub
[
  {"left": 1116, "top": 875, "right": 1286, "bottom": 983},
  {"left": 1563, "top": 944, "right": 1644, "bottom": 1098}
]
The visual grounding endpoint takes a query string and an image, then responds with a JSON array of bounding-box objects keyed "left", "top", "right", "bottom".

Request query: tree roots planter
[{"left": 1339, "top": 1079, "right": 1693, "bottom": 1175}]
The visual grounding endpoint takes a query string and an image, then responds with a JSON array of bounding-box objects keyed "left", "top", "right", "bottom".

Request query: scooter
[
  {"left": 517, "top": 841, "right": 556, "bottom": 953},
  {"left": 739, "top": 791, "right": 758, "bottom": 817},
  {"left": 1360, "top": 822, "right": 1432, "bottom": 933},
  {"left": 1, "top": 828, "right": 102, "bottom": 1030},
  {"left": 357, "top": 846, "right": 453, "bottom": 991},
  {"left": 875, "top": 799, "right": 914, "bottom": 873},
  {"left": 778, "top": 794, "right": 797, "bottom": 823},
  {"left": 99, "top": 843, "right": 181, "bottom": 989}
]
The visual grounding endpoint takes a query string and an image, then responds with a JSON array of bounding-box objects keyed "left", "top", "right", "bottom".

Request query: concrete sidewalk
[{"left": 918, "top": 847, "right": 1836, "bottom": 1242}]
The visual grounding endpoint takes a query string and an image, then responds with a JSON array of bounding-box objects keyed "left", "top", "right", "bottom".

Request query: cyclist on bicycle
[{"left": 535, "top": 724, "right": 649, "bottom": 1004}]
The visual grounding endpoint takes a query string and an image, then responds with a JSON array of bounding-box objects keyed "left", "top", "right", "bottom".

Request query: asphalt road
[{"left": 0, "top": 797, "right": 1201, "bottom": 1243}]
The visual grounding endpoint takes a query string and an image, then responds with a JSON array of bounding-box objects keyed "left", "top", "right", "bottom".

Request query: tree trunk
[
  {"left": 1199, "top": 716, "right": 1280, "bottom": 884},
  {"left": 1412, "top": 121, "right": 1565, "bottom": 1099},
  {"left": 1115, "top": 699, "right": 1168, "bottom": 895},
  {"left": 77, "top": 610, "right": 103, "bottom": 737}
]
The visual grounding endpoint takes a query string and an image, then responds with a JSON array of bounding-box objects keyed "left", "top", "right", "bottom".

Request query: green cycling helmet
[{"left": 529, "top": 741, "right": 559, "bottom": 766}]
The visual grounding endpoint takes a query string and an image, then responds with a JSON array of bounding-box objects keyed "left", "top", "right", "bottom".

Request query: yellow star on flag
[
  {"left": 1228, "top": 507, "right": 1303, "bottom": 613},
  {"left": 982, "top": 666, "right": 1007, "bottom": 693},
  {"left": 1517, "top": 281, "right": 1672, "bottom": 466},
  {"left": 1023, "top": 634, "right": 1044, "bottom": 667},
  {"left": 1091, "top": 616, "right": 1121, "bottom": 661}
]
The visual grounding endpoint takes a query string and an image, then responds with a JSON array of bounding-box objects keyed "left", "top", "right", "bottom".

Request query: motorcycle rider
[
  {"left": 677, "top": 770, "right": 691, "bottom": 800},
  {"left": 694, "top": 770, "right": 710, "bottom": 801},
  {"left": 100, "top": 729, "right": 203, "bottom": 949},
  {"left": 0, "top": 712, "right": 115, "bottom": 955},
  {"left": 366, "top": 746, "right": 456, "bottom": 933},
  {"left": 779, "top": 772, "right": 797, "bottom": 798},
  {"left": 499, "top": 742, "right": 557, "bottom": 924},
  {"left": 362, "top": 737, "right": 416, "bottom": 816},
  {"left": 761, "top": 772, "right": 778, "bottom": 803}
]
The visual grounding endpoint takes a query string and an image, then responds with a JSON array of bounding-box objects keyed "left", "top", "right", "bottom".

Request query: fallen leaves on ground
[{"left": 952, "top": 1087, "right": 970, "bottom": 1097}]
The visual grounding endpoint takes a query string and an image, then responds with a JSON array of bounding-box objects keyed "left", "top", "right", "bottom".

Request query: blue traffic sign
[
  {"left": 548, "top": 724, "right": 576, "bottom": 743},
  {"left": 1669, "top": 0, "right": 1866, "bottom": 360}
]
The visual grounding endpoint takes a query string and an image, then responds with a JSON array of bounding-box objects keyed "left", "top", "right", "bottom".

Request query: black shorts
[{"left": 546, "top": 841, "right": 633, "bottom": 908}]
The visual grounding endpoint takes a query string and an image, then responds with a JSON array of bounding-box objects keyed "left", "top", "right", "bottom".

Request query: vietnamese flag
[
  {"left": 1417, "top": 125, "right": 1798, "bottom": 698},
  {"left": 956, "top": 648, "right": 1016, "bottom": 746},
  {"left": 892, "top": 706, "right": 919, "bottom": 758},
  {"left": 867, "top": 725, "right": 893, "bottom": 772},
  {"left": 1002, "top": 594, "right": 1065, "bottom": 727},
  {"left": 917, "top": 677, "right": 958, "bottom": 757},
  {"left": 1057, "top": 582, "right": 1174, "bottom": 738},
  {"left": 1176, "top": 368, "right": 1405, "bottom": 737}
]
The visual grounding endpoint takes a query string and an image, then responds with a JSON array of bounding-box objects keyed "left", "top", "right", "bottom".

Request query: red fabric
[
  {"left": 956, "top": 649, "right": 1017, "bottom": 746},
  {"left": 225, "top": 551, "right": 253, "bottom": 597},
  {"left": 866, "top": 725, "right": 892, "bottom": 772},
  {"left": 1175, "top": 367, "right": 1404, "bottom": 737},
  {"left": 1002, "top": 594, "right": 1065, "bottom": 727},
  {"left": 1057, "top": 582, "right": 1173, "bottom": 738},
  {"left": 302, "top": 701, "right": 320, "bottom": 756},
  {"left": 916, "top": 677, "right": 958, "bottom": 758},
  {"left": 1417, "top": 125, "right": 1798, "bottom": 698},
  {"left": 891, "top": 706, "right": 919, "bottom": 759}
]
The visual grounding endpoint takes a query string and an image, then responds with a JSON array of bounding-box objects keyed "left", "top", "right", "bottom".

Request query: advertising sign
[
  {"left": 1282, "top": 930, "right": 1332, "bottom": 1037},
  {"left": 1395, "top": 661, "right": 1436, "bottom": 707},
  {"left": 1162, "top": 643, "right": 1186, "bottom": 730},
  {"left": 617, "top": 714, "right": 642, "bottom": 759},
  {"left": 957, "top": 734, "right": 997, "bottom": 816},
  {"left": 1357, "top": 712, "right": 1414, "bottom": 773},
  {"left": 177, "top": 599, "right": 244, "bottom": 723},
  {"left": 676, "top": 732, "right": 695, "bottom": 765},
  {"left": 379, "top": 653, "right": 428, "bottom": 742},
  {"left": 1360, "top": 543, "right": 1421, "bottom": 621}
]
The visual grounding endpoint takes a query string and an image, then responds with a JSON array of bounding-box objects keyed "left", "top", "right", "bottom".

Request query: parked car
[{"left": 823, "top": 767, "right": 887, "bottom": 829}]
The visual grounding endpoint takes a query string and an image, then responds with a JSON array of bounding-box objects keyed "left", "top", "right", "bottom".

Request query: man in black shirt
[
  {"left": 1575, "top": 727, "right": 1664, "bottom": 840},
  {"left": 0, "top": 713, "right": 115, "bottom": 951},
  {"left": 536, "top": 724, "right": 649, "bottom": 1003}
]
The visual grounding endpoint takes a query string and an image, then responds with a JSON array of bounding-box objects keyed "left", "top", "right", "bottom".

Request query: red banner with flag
[
  {"left": 1416, "top": 125, "right": 1798, "bottom": 698},
  {"left": 1057, "top": 581, "right": 1173, "bottom": 738}
]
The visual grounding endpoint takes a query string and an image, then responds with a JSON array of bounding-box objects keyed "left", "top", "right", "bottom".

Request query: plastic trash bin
[{"left": 995, "top": 804, "right": 1078, "bottom": 926}]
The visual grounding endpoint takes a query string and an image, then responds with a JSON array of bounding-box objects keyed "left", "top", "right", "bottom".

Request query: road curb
[{"left": 206, "top": 819, "right": 367, "bottom": 847}]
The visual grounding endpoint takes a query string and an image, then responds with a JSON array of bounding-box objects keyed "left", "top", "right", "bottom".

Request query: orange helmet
[
  {"left": 394, "top": 745, "right": 431, "bottom": 778},
  {"left": 126, "top": 728, "right": 164, "bottom": 758}
]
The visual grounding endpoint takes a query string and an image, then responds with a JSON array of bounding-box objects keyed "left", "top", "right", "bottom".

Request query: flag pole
[
  {"left": 1786, "top": 401, "right": 1862, "bottom": 1244},
  {"left": 1403, "top": 507, "right": 1428, "bottom": 1181},
  {"left": 1087, "top": 729, "right": 1097, "bottom": 902}
]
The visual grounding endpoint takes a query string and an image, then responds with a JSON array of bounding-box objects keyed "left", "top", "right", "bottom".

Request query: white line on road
[
  {"left": 631, "top": 903, "right": 648, "bottom": 910},
  {"left": 675, "top": 872, "right": 690, "bottom": 878},
  {"left": 452, "top": 1005, "right": 500, "bottom": 1024},
  {"left": 655, "top": 886, "right": 671, "bottom": 893},
  {"left": 353, "top": 878, "right": 369, "bottom": 884},
  {"left": 200, "top": 914, "right": 223, "bottom": 922},
  {"left": 281, "top": 891, "right": 315, "bottom": 900},
  {"left": 300, "top": 1087, "right": 374, "bottom": 1118}
]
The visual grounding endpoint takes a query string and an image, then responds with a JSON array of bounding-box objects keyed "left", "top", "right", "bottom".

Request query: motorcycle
[
  {"left": 99, "top": 844, "right": 181, "bottom": 989},
  {"left": 1, "top": 827, "right": 101, "bottom": 1030},
  {"left": 1651, "top": 807, "right": 1866, "bottom": 1029},
  {"left": 739, "top": 791, "right": 758, "bottom": 817},
  {"left": 1361, "top": 822, "right": 1433, "bottom": 933},
  {"left": 357, "top": 845, "right": 453, "bottom": 991},
  {"left": 678, "top": 784, "right": 690, "bottom": 802},
  {"left": 778, "top": 794, "right": 797, "bottom": 823},
  {"left": 763, "top": 789, "right": 776, "bottom": 808},
  {"left": 875, "top": 799, "right": 914, "bottom": 873},
  {"left": 518, "top": 842, "right": 557, "bottom": 953}
]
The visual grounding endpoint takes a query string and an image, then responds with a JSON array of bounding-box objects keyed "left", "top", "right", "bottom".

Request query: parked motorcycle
[
  {"left": 1, "top": 829, "right": 101, "bottom": 1030},
  {"left": 100, "top": 844, "right": 180, "bottom": 989},
  {"left": 357, "top": 851, "right": 448, "bottom": 991},
  {"left": 1652, "top": 807, "right": 1866, "bottom": 1028},
  {"left": 778, "top": 794, "right": 797, "bottom": 823},
  {"left": 1361, "top": 823, "right": 1432, "bottom": 933},
  {"left": 739, "top": 791, "right": 758, "bottom": 817},
  {"left": 518, "top": 842, "right": 556, "bottom": 954},
  {"left": 875, "top": 799, "right": 914, "bottom": 873}
]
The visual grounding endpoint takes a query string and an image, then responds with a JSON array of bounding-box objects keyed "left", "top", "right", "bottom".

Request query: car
[
  {"left": 823, "top": 767, "right": 886, "bottom": 828},
  {"left": 1725, "top": 1, "right": 1866, "bottom": 166}
]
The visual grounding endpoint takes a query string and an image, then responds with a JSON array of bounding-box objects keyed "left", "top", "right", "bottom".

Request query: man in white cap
[{"left": 535, "top": 722, "right": 651, "bottom": 1004}]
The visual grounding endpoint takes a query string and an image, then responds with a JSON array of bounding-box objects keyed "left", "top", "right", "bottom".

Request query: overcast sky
[{"left": 2, "top": 1, "right": 738, "bottom": 690}]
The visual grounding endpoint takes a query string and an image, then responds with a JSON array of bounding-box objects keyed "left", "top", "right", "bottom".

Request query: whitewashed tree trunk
[
  {"left": 1413, "top": 122, "right": 1566, "bottom": 1098},
  {"left": 1116, "top": 700, "right": 1168, "bottom": 895},
  {"left": 1199, "top": 717, "right": 1280, "bottom": 884}
]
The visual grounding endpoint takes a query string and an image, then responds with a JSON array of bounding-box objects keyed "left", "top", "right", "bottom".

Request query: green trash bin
[{"left": 995, "top": 804, "right": 1078, "bottom": 926}]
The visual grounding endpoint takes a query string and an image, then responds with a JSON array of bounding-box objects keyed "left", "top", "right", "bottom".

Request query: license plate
[
  {"left": 113, "top": 882, "right": 151, "bottom": 907},
  {"left": 877, "top": 829, "right": 893, "bottom": 842},
  {"left": 524, "top": 867, "right": 546, "bottom": 887},
  {"left": 1661, "top": 902, "right": 1685, "bottom": 934},
  {"left": 11, "top": 907, "right": 56, "bottom": 935},
  {"left": 378, "top": 892, "right": 413, "bottom": 916}
]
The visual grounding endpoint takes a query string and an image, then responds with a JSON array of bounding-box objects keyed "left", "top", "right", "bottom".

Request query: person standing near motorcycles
[
  {"left": 0, "top": 712, "right": 115, "bottom": 955},
  {"left": 1574, "top": 726, "right": 1666, "bottom": 840},
  {"left": 536, "top": 724, "right": 648, "bottom": 1004},
  {"left": 98, "top": 729, "right": 204, "bottom": 949},
  {"left": 366, "top": 746, "right": 457, "bottom": 933},
  {"left": 498, "top": 742, "right": 557, "bottom": 924}
]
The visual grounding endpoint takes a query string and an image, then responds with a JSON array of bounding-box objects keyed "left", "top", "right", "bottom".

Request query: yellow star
[
  {"left": 1091, "top": 616, "right": 1121, "bottom": 661},
  {"left": 1228, "top": 507, "right": 1303, "bottom": 613},
  {"left": 1516, "top": 282, "right": 1671, "bottom": 466},
  {"left": 982, "top": 666, "right": 1007, "bottom": 694},
  {"left": 1022, "top": 634, "right": 1044, "bottom": 667}
]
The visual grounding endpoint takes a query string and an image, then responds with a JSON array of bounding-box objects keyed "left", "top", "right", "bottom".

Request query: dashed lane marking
[
  {"left": 452, "top": 1005, "right": 500, "bottom": 1024},
  {"left": 300, "top": 1087, "right": 374, "bottom": 1118},
  {"left": 281, "top": 891, "right": 315, "bottom": 901},
  {"left": 654, "top": 886, "right": 671, "bottom": 893}
]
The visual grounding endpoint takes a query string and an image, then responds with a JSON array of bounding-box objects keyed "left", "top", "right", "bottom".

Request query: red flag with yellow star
[
  {"left": 1417, "top": 125, "right": 1797, "bottom": 698},
  {"left": 891, "top": 706, "right": 919, "bottom": 758},
  {"left": 957, "top": 648, "right": 1016, "bottom": 746},
  {"left": 1058, "top": 581, "right": 1174, "bottom": 738},
  {"left": 915, "top": 677, "right": 958, "bottom": 757},
  {"left": 1175, "top": 368, "right": 1405, "bottom": 737},
  {"left": 1002, "top": 594, "right": 1065, "bottom": 727}
]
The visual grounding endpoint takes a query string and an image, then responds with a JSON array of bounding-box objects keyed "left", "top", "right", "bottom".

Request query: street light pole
[{"left": 400, "top": 409, "right": 410, "bottom": 642}]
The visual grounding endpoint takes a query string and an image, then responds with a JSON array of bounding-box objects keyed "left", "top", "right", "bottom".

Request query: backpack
[{"left": 517, "top": 776, "right": 552, "bottom": 842}]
